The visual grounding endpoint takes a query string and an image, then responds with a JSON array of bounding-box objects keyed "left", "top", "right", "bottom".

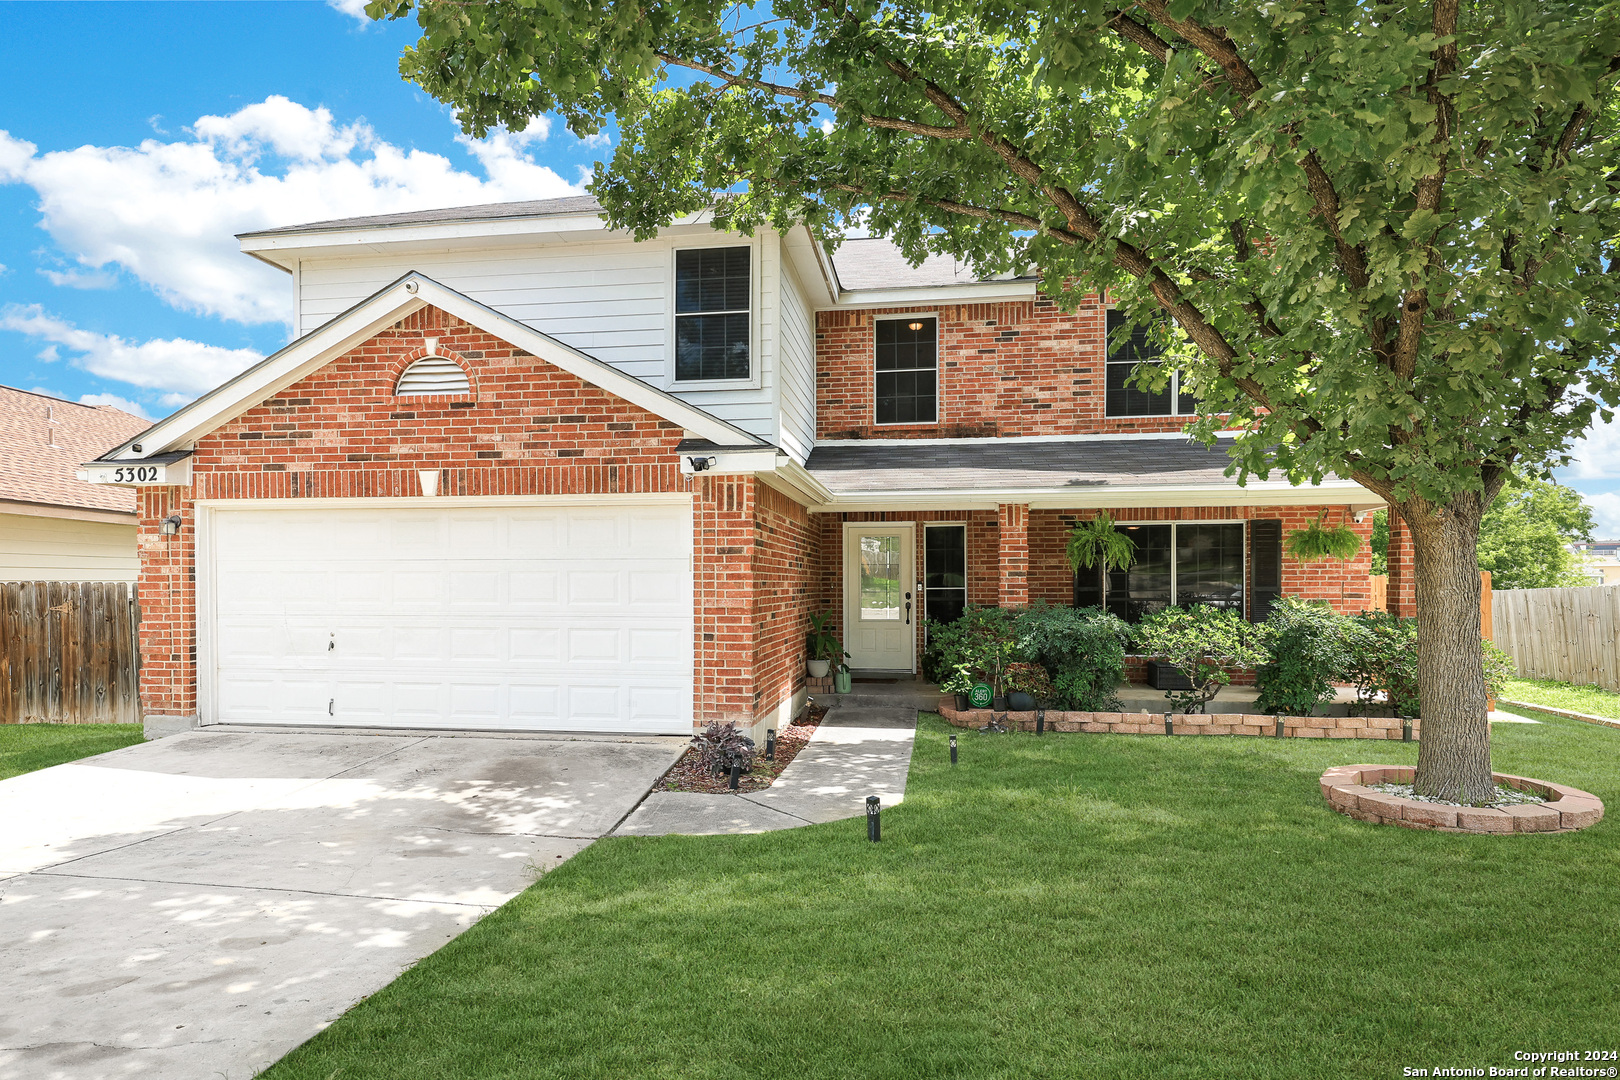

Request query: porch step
[{"left": 810, "top": 679, "right": 941, "bottom": 712}]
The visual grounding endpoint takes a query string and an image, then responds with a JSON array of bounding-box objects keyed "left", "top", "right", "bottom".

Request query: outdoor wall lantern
[
  {"left": 158, "top": 515, "right": 182, "bottom": 536},
  {"left": 866, "top": 795, "right": 881, "bottom": 842}
]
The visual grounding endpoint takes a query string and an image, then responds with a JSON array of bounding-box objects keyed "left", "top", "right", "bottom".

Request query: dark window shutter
[
  {"left": 1248, "top": 520, "right": 1283, "bottom": 623},
  {"left": 1073, "top": 563, "right": 1105, "bottom": 610}
]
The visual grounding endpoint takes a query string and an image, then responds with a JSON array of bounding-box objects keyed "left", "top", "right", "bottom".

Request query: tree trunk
[{"left": 1400, "top": 492, "right": 1496, "bottom": 803}]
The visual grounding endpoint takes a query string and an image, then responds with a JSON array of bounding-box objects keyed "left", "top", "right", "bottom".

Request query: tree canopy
[{"left": 373, "top": 0, "right": 1620, "bottom": 515}]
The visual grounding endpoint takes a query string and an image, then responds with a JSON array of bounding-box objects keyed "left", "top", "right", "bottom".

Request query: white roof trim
[
  {"left": 808, "top": 479, "right": 1383, "bottom": 514},
  {"left": 822, "top": 281, "right": 1038, "bottom": 310},
  {"left": 100, "top": 272, "right": 764, "bottom": 462}
]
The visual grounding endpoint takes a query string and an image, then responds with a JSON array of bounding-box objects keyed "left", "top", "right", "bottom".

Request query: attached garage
[{"left": 198, "top": 496, "right": 694, "bottom": 734}]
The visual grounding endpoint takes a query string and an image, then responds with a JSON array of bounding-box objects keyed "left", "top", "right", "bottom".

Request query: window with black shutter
[
  {"left": 1247, "top": 519, "right": 1283, "bottom": 623},
  {"left": 1075, "top": 521, "right": 1248, "bottom": 622}
]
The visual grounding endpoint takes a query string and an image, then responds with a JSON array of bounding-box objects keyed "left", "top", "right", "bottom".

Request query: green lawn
[
  {"left": 1502, "top": 677, "right": 1620, "bottom": 720},
  {"left": 263, "top": 713, "right": 1617, "bottom": 1080},
  {"left": 0, "top": 723, "right": 144, "bottom": 781}
]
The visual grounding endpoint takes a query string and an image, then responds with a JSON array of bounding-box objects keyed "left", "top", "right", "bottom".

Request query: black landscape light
[
  {"left": 1402, "top": 717, "right": 1413, "bottom": 743},
  {"left": 765, "top": 729, "right": 776, "bottom": 760},
  {"left": 729, "top": 763, "right": 741, "bottom": 789},
  {"left": 1036, "top": 710, "right": 1045, "bottom": 736},
  {"left": 866, "top": 795, "right": 881, "bottom": 842},
  {"left": 949, "top": 734, "right": 958, "bottom": 766},
  {"left": 1275, "top": 715, "right": 1286, "bottom": 739},
  {"left": 1164, "top": 712, "right": 1174, "bottom": 736}
]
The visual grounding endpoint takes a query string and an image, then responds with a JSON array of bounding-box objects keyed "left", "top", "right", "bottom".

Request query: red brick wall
[
  {"left": 751, "top": 484, "right": 817, "bottom": 726},
  {"left": 134, "top": 305, "right": 807, "bottom": 732},
  {"left": 815, "top": 299, "right": 1197, "bottom": 440},
  {"left": 1029, "top": 506, "right": 1376, "bottom": 616}
]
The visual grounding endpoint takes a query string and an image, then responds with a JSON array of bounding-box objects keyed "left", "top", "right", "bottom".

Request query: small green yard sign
[{"left": 968, "top": 683, "right": 993, "bottom": 709}]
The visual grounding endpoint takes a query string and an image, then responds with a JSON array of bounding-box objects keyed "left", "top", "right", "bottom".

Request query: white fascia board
[
  {"left": 781, "top": 226, "right": 838, "bottom": 308},
  {"left": 809, "top": 479, "right": 1382, "bottom": 514},
  {"left": 238, "top": 210, "right": 718, "bottom": 272},
  {"left": 817, "top": 431, "right": 1251, "bottom": 449},
  {"left": 103, "top": 271, "right": 762, "bottom": 462},
  {"left": 821, "top": 280, "right": 1038, "bottom": 310},
  {"left": 678, "top": 447, "right": 783, "bottom": 476},
  {"left": 0, "top": 498, "right": 136, "bottom": 525}
]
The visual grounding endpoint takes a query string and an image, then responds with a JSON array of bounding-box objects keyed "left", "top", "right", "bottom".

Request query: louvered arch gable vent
[{"left": 396, "top": 357, "right": 471, "bottom": 396}]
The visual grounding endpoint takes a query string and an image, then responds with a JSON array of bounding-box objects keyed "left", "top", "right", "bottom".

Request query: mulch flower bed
[{"left": 654, "top": 704, "right": 826, "bottom": 794}]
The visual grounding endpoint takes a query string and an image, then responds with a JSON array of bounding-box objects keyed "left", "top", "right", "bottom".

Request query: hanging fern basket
[{"left": 1284, "top": 512, "right": 1364, "bottom": 562}]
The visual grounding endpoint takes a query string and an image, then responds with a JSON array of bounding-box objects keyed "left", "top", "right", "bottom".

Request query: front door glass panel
[{"left": 859, "top": 535, "right": 902, "bottom": 620}]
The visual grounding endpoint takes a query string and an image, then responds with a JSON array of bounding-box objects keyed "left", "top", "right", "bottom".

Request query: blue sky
[{"left": 1, "top": 1, "right": 1616, "bottom": 534}]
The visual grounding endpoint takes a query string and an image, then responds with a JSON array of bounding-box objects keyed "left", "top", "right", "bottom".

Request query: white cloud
[
  {"left": 1587, "top": 492, "right": 1620, "bottom": 538},
  {"left": 1564, "top": 411, "right": 1620, "bottom": 480},
  {"left": 0, "top": 304, "right": 263, "bottom": 395},
  {"left": 78, "top": 393, "right": 153, "bottom": 420},
  {"left": 326, "top": 0, "right": 372, "bottom": 25},
  {"left": 0, "top": 98, "right": 585, "bottom": 326},
  {"left": 39, "top": 267, "right": 117, "bottom": 289}
]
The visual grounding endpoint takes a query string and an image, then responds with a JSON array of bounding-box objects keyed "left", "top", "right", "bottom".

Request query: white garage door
[{"left": 207, "top": 499, "right": 693, "bottom": 734}]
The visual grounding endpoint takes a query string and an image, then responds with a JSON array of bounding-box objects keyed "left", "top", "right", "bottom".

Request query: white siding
[
  {"left": 296, "top": 229, "right": 784, "bottom": 444},
  {"left": 0, "top": 513, "right": 138, "bottom": 583},
  {"left": 777, "top": 258, "right": 818, "bottom": 463}
]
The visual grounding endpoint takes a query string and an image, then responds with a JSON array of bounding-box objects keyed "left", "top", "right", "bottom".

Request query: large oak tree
[{"left": 371, "top": 0, "right": 1620, "bottom": 801}]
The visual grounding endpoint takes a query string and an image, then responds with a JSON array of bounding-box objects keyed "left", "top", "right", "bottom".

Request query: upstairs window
[
  {"left": 876, "top": 316, "right": 937, "bottom": 425},
  {"left": 395, "top": 356, "right": 470, "bottom": 396},
  {"left": 675, "top": 247, "right": 751, "bottom": 382},
  {"left": 1104, "top": 309, "right": 1196, "bottom": 417}
]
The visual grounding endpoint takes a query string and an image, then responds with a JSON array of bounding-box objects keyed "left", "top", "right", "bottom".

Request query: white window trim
[
  {"left": 666, "top": 236, "right": 763, "bottom": 391},
  {"left": 873, "top": 311, "right": 941, "bottom": 427},
  {"left": 922, "top": 520, "right": 968, "bottom": 617},
  {"left": 1095, "top": 518, "right": 1247, "bottom": 608},
  {"left": 1103, "top": 307, "right": 1195, "bottom": 419}
]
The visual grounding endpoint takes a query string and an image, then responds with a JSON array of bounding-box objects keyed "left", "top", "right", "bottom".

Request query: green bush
[
  {"left": 1482, "top": 640, "right": 1517, "bottom": 701},
  {"left": 1001, "top": 662, "right": 1056, "bottom": 703},
  {"left": 1342, "top": 611, "right": 1421, "bottom": 716},
  {"left": 922, "top": 606, "right": 1018, "bottom": 690},
  {"left": 1013, "top": 603, "right": 1129, "bottom": 711},
  {"left": 1254, "top": 597, "right": 1355, "bottom": 716},
  {"left": 1137, "top": 605, "right": 1270, "bottom": 714}
]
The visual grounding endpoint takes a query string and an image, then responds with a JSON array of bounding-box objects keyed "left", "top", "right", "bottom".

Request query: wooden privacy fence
[
  {"left": 1492, "top": 585, "right": 1620, "bottom": 692},
  {"left": 1, "top": 582, "right": 141, "bottom": 724}
]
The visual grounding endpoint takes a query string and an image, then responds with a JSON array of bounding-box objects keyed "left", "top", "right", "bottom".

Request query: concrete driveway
[{"left": 0, "top": 728, "right": 685, "bottom": 1080}]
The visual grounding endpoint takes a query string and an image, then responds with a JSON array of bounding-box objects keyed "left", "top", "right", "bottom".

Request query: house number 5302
[{"left": 112, "top": 466, "right": 160, "bottom": 483}]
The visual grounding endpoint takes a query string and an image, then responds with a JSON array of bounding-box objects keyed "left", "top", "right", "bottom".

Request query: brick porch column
[
  {"left": 997, "top": 503, "right": 1030, "bottom": 608},
  {"left": 1385, "top": 506, "right": 1417, "bottom": 617}
]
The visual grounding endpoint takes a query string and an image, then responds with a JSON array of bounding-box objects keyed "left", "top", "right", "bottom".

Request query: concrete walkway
[
  {"left": 615, "top": 707, "right": 919, "bottom": 836},
  {"left": 0, "top": 729, "right": 684, "bottom": 1080}
]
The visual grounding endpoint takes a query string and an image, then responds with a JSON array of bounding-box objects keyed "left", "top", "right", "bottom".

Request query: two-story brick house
[{"left": 87, "top": 197, "right": 1399, "bottom": 738}]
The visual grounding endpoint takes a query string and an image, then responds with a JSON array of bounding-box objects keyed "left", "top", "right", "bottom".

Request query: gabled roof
[
  {"left": 828, "top": 238, "right": 1031, "bottom": 292},
  {"left": 0, "top": 386, "right": 147, "bottom": 515},
  {"left": 238, "top": 196, "right": 607, "bottom": 238},
  {"left": 96, "top": 272, "right": 767, "bottom": 464}
]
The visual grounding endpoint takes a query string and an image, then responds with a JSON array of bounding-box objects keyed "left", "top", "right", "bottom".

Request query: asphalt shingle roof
[
  {"left": 0, "top": 386, "right": 148, "bottom": 514},
  {"left": 240, "top": 196, "right": 609, "bottom": 237},
  {"left": 804, "top": 437, "right": 1246, "bottom": 494}
]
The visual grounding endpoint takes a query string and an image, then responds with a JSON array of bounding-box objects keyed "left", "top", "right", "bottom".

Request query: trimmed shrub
[
  {"left": 1342, "top": 611, "right": 1420, "bottom": 716},
  {"left": 1137, "top": 605, "right": 1270, "bottom": 714},
  {"left": 1001, "top": 662, "right": 1055, "bottom": 704},
  {"left": 1255, "top": 597, "right": 1355, "bottom": 716},
  {"left": 1014, "top": 603, "right": 1129, "bottom": 711},
  {"left": 922, "top": 606, "right": 1018, "bottom": 689}
]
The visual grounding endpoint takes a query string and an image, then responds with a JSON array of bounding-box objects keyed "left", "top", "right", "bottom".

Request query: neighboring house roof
[
  {"left": 801, "top": 435, "right": 1382, "bottom": 510},
  {"left": 94, "top": 272, "right": 767, "bottom": 465},
  {"left": 0, "top": 386, "right": 147, "bottom": 516}
]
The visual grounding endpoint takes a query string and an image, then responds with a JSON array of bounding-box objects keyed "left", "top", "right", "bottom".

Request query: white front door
[
  {"left": 843, "top": 524, "right": 916, "bottom": 672},
  {"left": 205, "top": 499, "right": 694, "bottom": 734}
]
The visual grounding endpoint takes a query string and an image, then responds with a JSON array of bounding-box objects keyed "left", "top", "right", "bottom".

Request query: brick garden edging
[
  {"left": 937, "top": 700, "right": 1420, "bottom": 740},
  {"left": 1319, "top": 765, "right": 1604, "bottom": 834}
]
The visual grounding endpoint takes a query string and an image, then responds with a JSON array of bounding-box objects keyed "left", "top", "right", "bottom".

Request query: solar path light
[{"left": 866, "top": 796, "right": 881, "bottom": 842}]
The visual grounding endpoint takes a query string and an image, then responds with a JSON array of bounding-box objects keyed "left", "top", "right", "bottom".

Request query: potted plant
[
  {"left": 1284, "top": 510, "right": 1363, "bottom": 561},
  {"left": 834, "top": 662, "right": 853, "bottom": 694},
  {"left": 805, "top": 611, "right": 846, "bottom": 678},
  {"left": 940, "top": 663, "right": 977, "bottom": 711}
]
